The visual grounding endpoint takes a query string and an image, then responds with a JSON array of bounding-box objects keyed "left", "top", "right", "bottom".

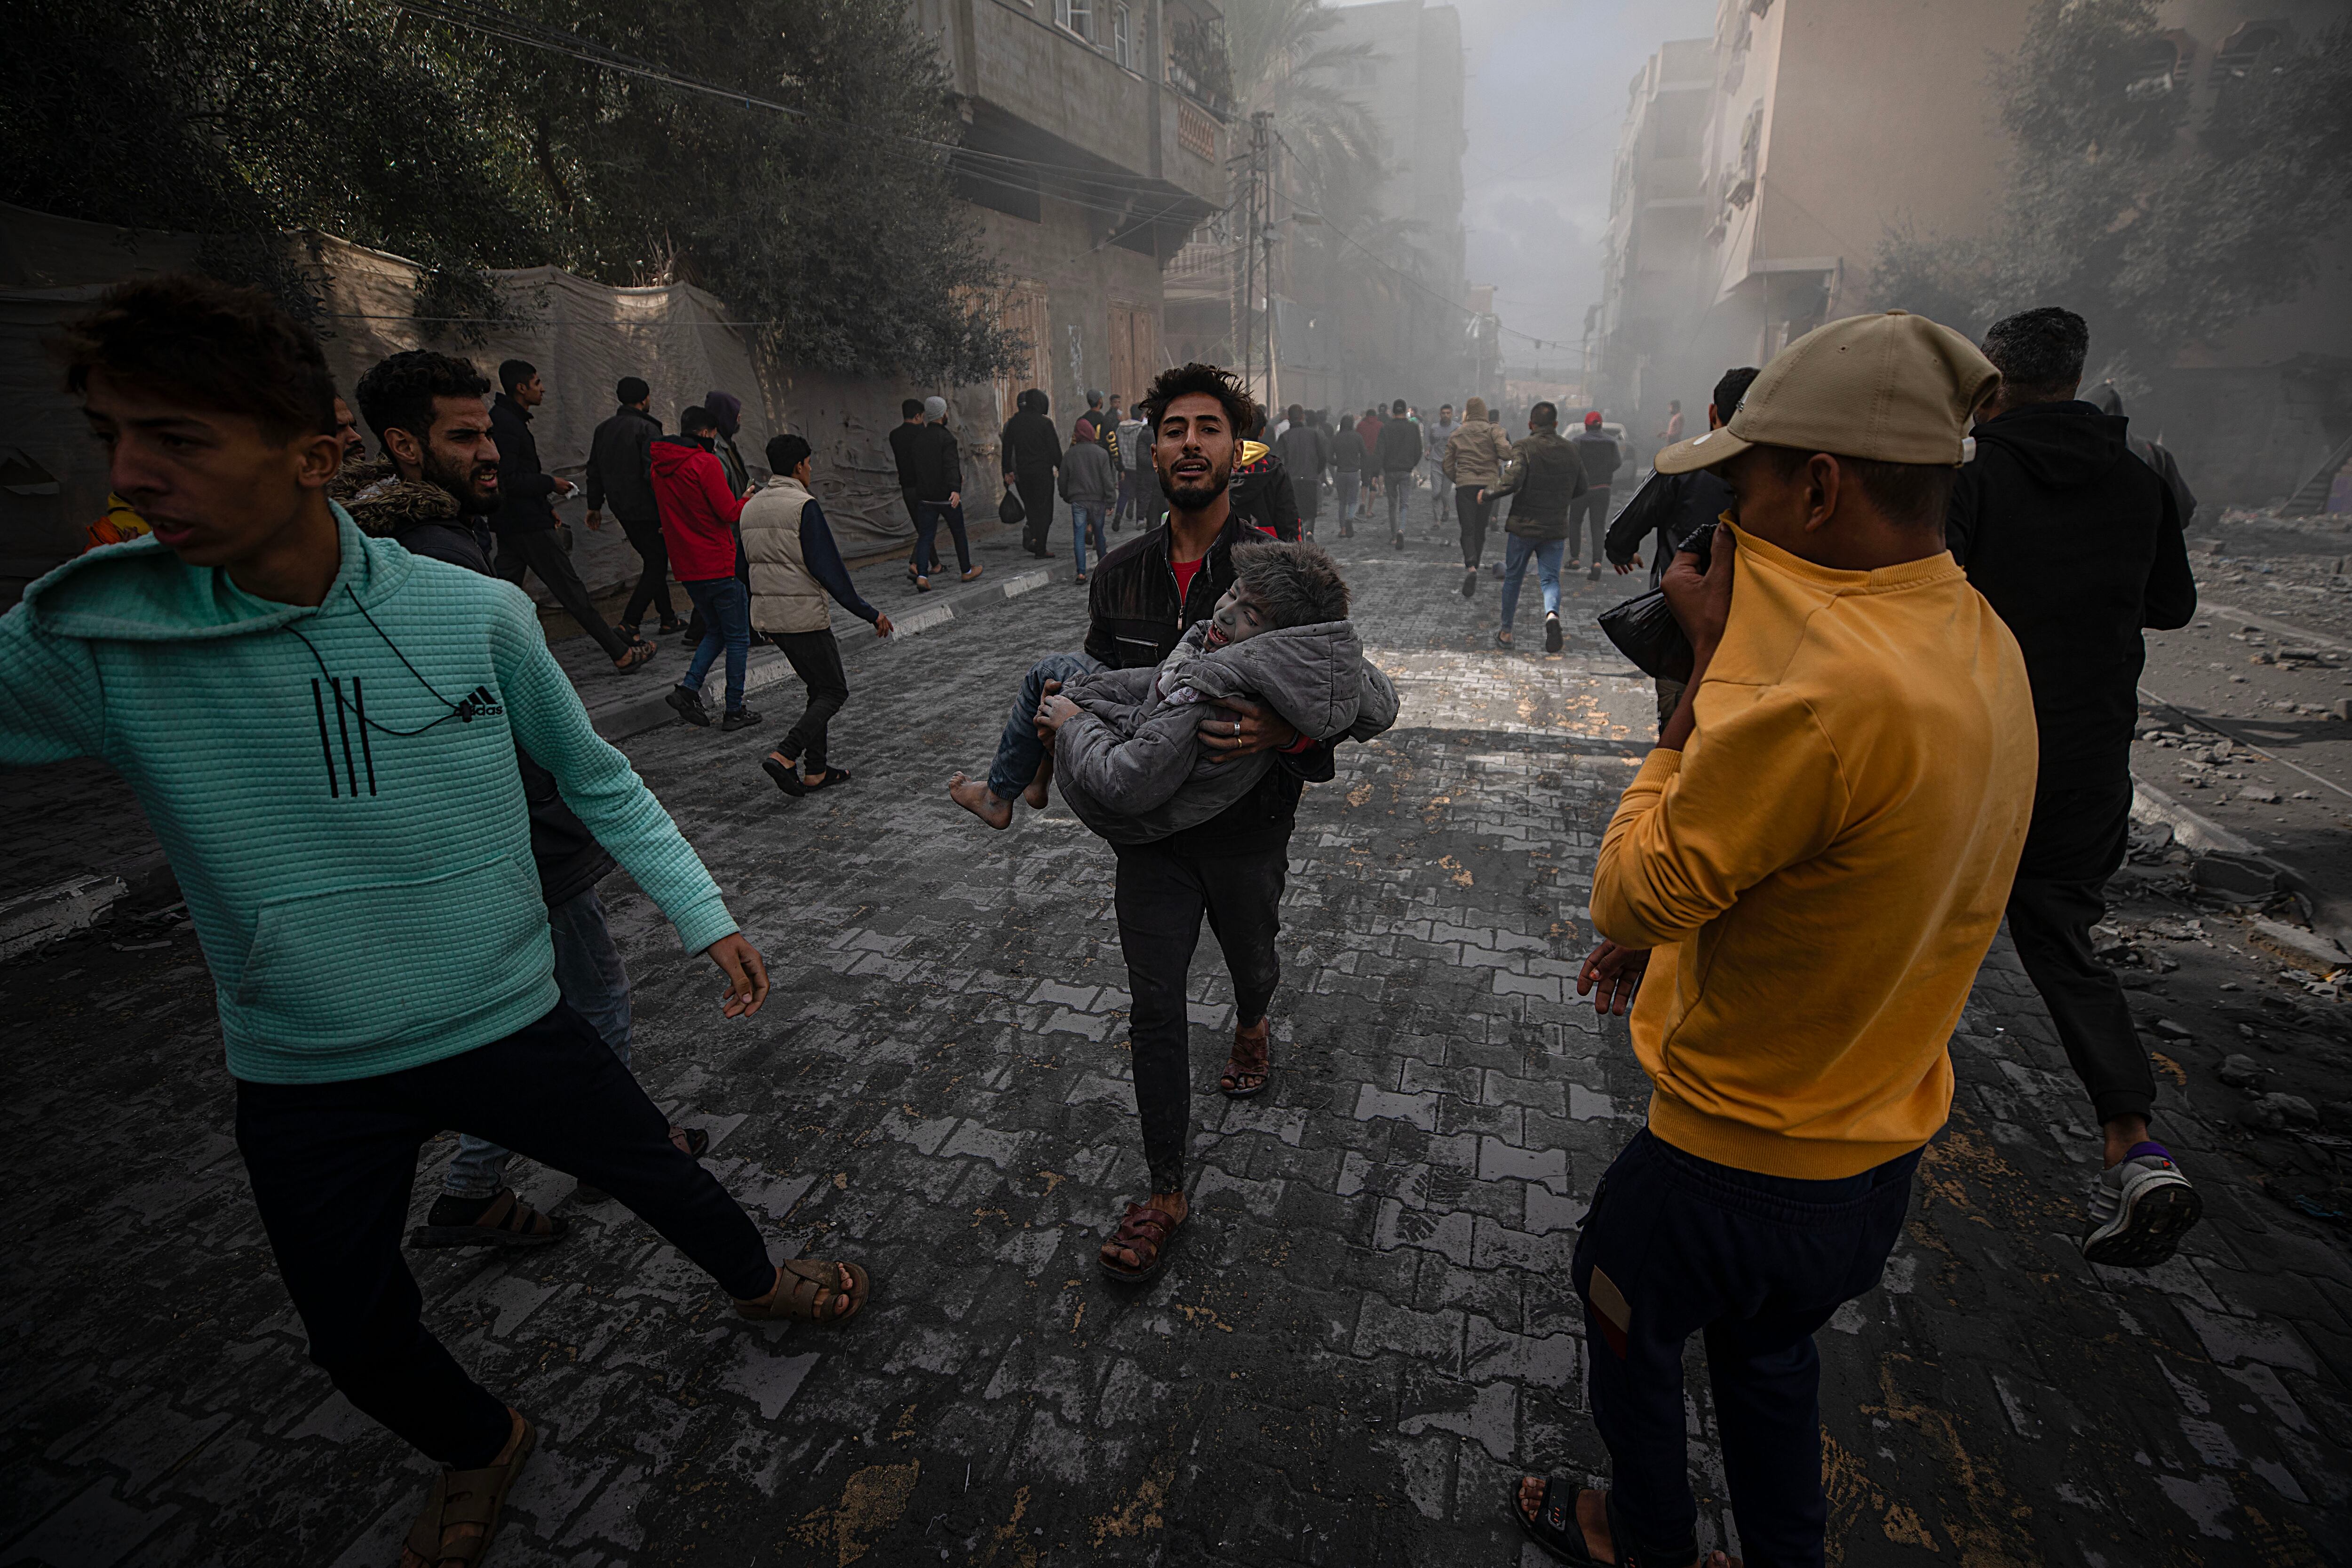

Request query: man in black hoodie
[
  {"left": 1000, "top": 388, "right": 1062, "bottom": 558},
  {"left": 348, "top": 350, "right": 716, "bottom": 1249},
  {"left": 1948, "top": 306, "right": 2201, "bottom": 1269},
  {"left": 585, "top": 376, "right": 679, "bottom": 641}
]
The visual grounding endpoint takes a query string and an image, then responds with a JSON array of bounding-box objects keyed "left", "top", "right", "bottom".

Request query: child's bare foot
[
  {"left": 1023, "top": 750, "right": 1054, "bottom": 809},
  {"left": 948, "top": 772, "right": 1013, "bottom": 829}
]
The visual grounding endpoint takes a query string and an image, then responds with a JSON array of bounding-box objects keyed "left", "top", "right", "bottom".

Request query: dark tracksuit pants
[
  {"left": 2004, "top": 770, "right": 2156, "bottom": 1124},
  {"left": 1017, "top": 470, "right": 1057, "bottom": 557},
  {"left": 234, "top": 1005, "right": 774, "bottom": 1469},
  {"left": 1576, "top": 1130, "right": 1920, "bottom": 1568},
  {"left": 496, "top": 528, "right": 628, "bottom": 661},
  {"left": 769, "top": 628, "right": 849, "bottom": 773},
  {"left": 1455, "top": 485, "right": 1493, "bottom": 568},
  {"left": 1569, "top": 485, "right": 1611, "bottom": 567},
  {"left": 617, "top": 515, "right": 675, "bottom": 628},
  {"left": 1112, "top": 839, "right": 1287, "bottom": 1193}
]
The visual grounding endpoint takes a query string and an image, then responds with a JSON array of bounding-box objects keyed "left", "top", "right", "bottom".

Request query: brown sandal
[
  {"left": 735, "top": 1258, "right": 869, "bottom": 1324},
  {"left": 409, "top": 1188, "right": 568, "bottom": 1250},
  {"left": 1099, "top": 1202, "right": 1183, "bottom": 1284},
  {"left": 613, "top": 640, "right": 656, "bottom": 674},
  {"left": 401, "top": 1413, "right": 535, "bottom": 1568},
  {"left": 1219, "top": 1017, "right": 1271, "bottom": 1099}
]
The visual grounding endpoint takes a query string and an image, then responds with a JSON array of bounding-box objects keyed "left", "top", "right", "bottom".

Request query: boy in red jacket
[{"left": 653, "top": 406, "right": 756, "bottom": 729}]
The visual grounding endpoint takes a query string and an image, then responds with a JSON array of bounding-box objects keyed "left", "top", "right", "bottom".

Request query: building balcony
[{"left": 930, "top": 0, "right": 1227, "bottom": 254}]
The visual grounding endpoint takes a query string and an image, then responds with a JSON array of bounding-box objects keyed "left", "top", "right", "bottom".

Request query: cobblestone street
[{"left": 5, "top": 524, "right": 2350, "bottom": 1567}]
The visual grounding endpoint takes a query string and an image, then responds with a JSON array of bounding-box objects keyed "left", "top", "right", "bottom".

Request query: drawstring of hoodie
[{"left": 284, "top": 582, "right": 495, "bottom": 798}]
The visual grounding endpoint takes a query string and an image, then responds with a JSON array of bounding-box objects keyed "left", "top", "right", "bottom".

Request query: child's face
[{"left": 1204, "top": 583, "right": 1274, "bottom": 650}]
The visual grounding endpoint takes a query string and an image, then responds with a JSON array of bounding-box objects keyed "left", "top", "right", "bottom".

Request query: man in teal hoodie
[{"left": 1, "top": 277, "right": 869, "bottom": 1567}]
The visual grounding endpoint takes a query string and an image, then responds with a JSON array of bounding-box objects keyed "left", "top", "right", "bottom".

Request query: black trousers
[
  {"left": 617, "top": 515, "right": 675, "bottom": 628},
  {"left": 1456, "top": 485, "right": 1493, "bottom": 567},
  {"left": 1112, "top": 839, "right": 1287, "bottom": 1193},
  {"left": 769, "top": 628, "right": 849, "bottom": 772},
  {"left": 1569, "top": 485, "right": 1611, "bottom": 565},
  {"left": 1576, "top": 1130, "right": 1920, "bottom": 1566},
  {"left": 1290, "top": 476, "right": 1321, "bottom": 528},
  {"left": 1017, "top": 472, "right": 1057, "bottom": 556},
  {"left": 496, "top": 527, "right": 628, "bottom": 660},
  {"left": 2005, "top": 772, "right": 2155, "bottom": 1124},
  {"left": 234, "top": 1004, "right": 773, "bottom": 1468}
]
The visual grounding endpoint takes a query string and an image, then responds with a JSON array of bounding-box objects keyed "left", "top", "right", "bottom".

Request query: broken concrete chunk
[
  {"left": 2217, "top": 1053, "right": 2265, "bottom": 1087},
  {"left": 2246, "top": 1092, "right": 2319, "bottom": 1131},
  {"left": 2248, "top": 917, "right": 2349, "bottom": 972},
  {"left": 2193, "top": 852, "right": 2282, "bottom": 897},
  {"left": 2151, "top": 1018, "right": 2195, "bottom": 1040},
  {"left": 2239, "top": 785, "right": 2282, "bottom": 804}
]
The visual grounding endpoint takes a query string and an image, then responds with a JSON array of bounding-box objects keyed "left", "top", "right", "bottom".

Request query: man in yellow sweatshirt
[{"left": 1514, "top": 312, "right": 2034, "bottom": 1568}]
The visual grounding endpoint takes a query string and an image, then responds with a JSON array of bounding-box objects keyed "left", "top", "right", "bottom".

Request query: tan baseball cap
[{"left": 1654, "top": 309, "right": 1998, "bottom": 475}]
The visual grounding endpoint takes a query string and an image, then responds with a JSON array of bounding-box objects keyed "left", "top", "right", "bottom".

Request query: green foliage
[
  {"left": 1872, "top": 0, "right": 2352, "bottom": 375},
  {"left": 1, "top": 0, "right": 1017, "bottom": 380}
]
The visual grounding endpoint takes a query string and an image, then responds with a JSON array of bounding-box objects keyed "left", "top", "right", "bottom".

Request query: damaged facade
[{"left": 1594, "top": 0, "right": 2352, "bottom": 506}]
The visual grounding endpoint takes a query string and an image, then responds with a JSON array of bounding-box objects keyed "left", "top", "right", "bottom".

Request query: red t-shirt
[{"left": 1171, "top": 554, "right": 1205, "bottom": 605}]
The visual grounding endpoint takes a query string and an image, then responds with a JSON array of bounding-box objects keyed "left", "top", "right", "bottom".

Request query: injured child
[{"left": 952, "top": 540, "right": 1398, "bottom": 842}]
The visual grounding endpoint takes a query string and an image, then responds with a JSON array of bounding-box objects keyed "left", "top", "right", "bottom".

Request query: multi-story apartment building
[
  {"left": 1594, "top": 0, "right": 2350, "bottom": 502},
  {"left": 909, "top": 0, "right": 1231, "bottom": 418}
]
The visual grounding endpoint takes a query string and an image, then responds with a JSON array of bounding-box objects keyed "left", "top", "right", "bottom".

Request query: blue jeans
[
  {"left": 1575, "top": 1130, "right": 1920, "bottom": 1567},
  {"left": 914, "top": 500, "right": 971, "bottom": 576},
  {"left": 681, "top": 575, "right": 751, "bottom": 713},
  {"left": 1498, "top": 532, "right": 1564, "bottom": 631},
  {"left": 443, "top": 888, "right": 636, "bottom": 1199},
  {"left": 1072, "top": 505, "right": 1108, "bottom": 575},
  {"left": 987, "top": 652, "right": 1103, "bottom": 800}
]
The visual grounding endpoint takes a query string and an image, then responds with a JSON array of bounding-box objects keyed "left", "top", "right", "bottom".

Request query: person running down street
[
  {"left": 3, "top": 276, "right": 867, "bottom": 1568},
  {"left": 1482, "top": 401, "right": 1589, "bottom": 653}
]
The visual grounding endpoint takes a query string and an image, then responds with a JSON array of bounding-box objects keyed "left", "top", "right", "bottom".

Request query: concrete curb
[
  {"left": 585, "top": 566, "right": 1054, "bottom": 743},
  {"left": 2131, "top": 775, "right": 2259, "bottom": 856}
]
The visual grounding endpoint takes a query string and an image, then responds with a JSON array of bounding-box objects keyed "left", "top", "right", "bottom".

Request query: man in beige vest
[
  {"left": 740, "top": 434, "right": 893, "bottom": 796},
  {"left": 1442, "top": 396, "right": 1514, "bottom": 598}
]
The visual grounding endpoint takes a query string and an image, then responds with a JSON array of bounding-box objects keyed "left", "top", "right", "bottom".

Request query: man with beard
[
  {"left": 333, "top": 395, "right": 368, "bottom": 466},
  {"left": 1081, "top": 362, "right": 1389, "bottom": 1284},
  {"left": 349, "top": 347, "right": 724, "bottom": 1246}
]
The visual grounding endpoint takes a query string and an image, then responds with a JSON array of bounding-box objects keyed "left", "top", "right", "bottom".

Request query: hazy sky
[{"left": 1446, "top": 0, "right": 1717, "bottom": 376}]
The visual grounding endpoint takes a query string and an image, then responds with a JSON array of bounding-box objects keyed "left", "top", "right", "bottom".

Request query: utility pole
[{"left": 1238, "top": 110, "right": 1271, "bottom": 408}]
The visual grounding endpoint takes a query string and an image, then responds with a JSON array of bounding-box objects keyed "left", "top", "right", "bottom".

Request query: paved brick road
[{"left": 3, "top": 524, "right": 2347, "bottom": 1567}]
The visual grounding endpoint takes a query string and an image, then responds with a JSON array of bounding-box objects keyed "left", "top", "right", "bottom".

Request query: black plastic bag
[
  {"left": 998, "top": 488, "right": 1026, "bottom": 527},
  {"left": 1596, "top": 521, "right": 1715, "bottom": 681}
]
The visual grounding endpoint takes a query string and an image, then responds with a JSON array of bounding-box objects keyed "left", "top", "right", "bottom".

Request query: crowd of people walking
[{"left": 8, "top": 269, "right": 2208, "bottom": 1568}]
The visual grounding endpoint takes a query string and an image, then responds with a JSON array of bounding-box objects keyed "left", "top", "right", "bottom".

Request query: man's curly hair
[
  {"left": 1138, "top": 361, "right": 1258, "bottom": 438},
  {"left": 354, "top": 350, "right": 493, "bottom": 448},
  {"left": 59, "top": 274, "right": 337, "bottom": 442},
  {"left": 1232, "top": 539, "right": 1349, "bottom": 627}
]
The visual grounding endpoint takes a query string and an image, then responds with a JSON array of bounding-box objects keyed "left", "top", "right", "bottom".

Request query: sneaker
[
  {"left": 1461, "top": 569, "right": 1478, "bottom": 599},
  {"left": 2082, "top": 1142, "right": 2203, "bottom": 1267},
  {"left": 720, "top": 706, "right": 763, "bottom": 731},
  {"left": 666, "top": 685, "right": 710, "bottom": 727},
  {"left": 1543, "top": 613, "right": 1564, "bottom": 654}
]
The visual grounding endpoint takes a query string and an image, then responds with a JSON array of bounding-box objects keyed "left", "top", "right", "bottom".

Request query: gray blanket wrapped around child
[{"left": 1054, "top": 618, "right": 1399, "bottom": 845}]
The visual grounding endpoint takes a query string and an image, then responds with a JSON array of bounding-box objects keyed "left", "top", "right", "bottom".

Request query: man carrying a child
[{"left": 947, "top": 362, "right": 1397, "bottom": 1285}]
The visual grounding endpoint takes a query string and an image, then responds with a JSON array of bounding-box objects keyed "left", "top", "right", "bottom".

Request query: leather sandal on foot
[
  {"left": 409, "top": 1188, "right": 569, "bottom": 1250},
  {"left": 1099, "top": 1202, "right": 1182, "bottom": 1284},
  {"left": 670, "top": 1124, "right": 710, "bottom": 1157},
  {"left": 762, "top": 754, "right": 807, "bottom": 797},
  {"left": 803, "top": 766, "right": 852, "bottom": 792},
  {"left": 613, "top": 641, "right": 656, "bottom": 674},
  {"left": 1220, "top": 1017, "right": 1270, "bottom": 1098},
  {"left": 403, "top": 1414, "right": 537, "bottom": 1568},
  {"left": 1514, "top": 1481, "right": 1691, "bottom": 1568},
  {"left": 735, "top": 1258, "right": 870, "bottom": 1324}
]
